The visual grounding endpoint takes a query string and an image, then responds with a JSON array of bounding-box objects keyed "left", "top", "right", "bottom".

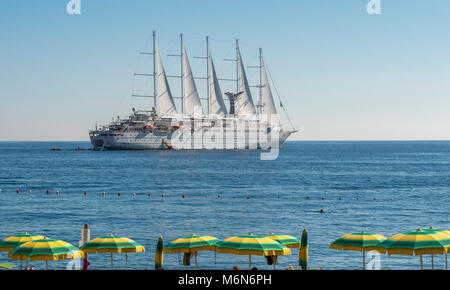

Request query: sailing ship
[{"left": 89, "top": 32, "right": 297, "bottom": 150}]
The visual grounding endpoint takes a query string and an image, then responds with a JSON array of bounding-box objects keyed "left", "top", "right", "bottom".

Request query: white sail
[
  {"left": 156, "top": 47, "right": 177, "bottom": 115},
  {"left": 261, "top": 58, "right": 277, "bottom": 120},
  {"left": 208, "top": 54, "right": 227, "bottom": 115},
  {"left": 183, "top": 46, "right": 203, "bottom": 116},
  {"left": 237, "top": 49, "right": 256, "bottom": 115}
]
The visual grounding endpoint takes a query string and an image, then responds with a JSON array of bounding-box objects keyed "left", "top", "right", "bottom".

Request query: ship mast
[
  {"left": 152, "top": 31, "right": 157, "bottom": 110},
  {"left": 193, "top": 36, "right": 210, "bottom": 115},
  {"left": 249, "top": 48, "right": 264, "bottom": 115},
  {"left": 131, "top": 31, "right": 157, "bottom": 112}
]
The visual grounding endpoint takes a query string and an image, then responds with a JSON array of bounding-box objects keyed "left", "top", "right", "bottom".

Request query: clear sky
[{"left": 0, "top": 0, "right": 449, "bottom": 141}]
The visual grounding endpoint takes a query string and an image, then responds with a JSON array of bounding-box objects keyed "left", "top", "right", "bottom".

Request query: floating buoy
[
  {"left": 56, "top": 190, "right": 59, "bottom": 195},
  {"left": 118, "top": 192, "right": 121, "bottom": 196},
  {"left": 84, "top": 191, "right": 87, "bottom": 196},
  {"left": 147, "top": 193, "right": 151, "bottom": 197},
  {"left": 46, "top": 189, "right": 50, "bottom": 194},
  {"left": 182, "top": 194, "right": 185, "bottom": 198}
]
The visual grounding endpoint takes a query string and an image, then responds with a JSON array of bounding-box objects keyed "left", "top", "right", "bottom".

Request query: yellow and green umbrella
[
  {"left": 164, "top": 234, "right": 219, "bottom": 269},
  {"left": 155, "top": 236, "right": 164, "bottom": 270},
  {"left": 373, "top": 228, "right": 450, "bottom": 269},
  {"left": 8, "top": 238, "right": 84, "bottom": 270},
  {"left": 266, "top": 233, "right": 300, "bottom": 248},
  {"left": 215, "top": 233, "right": 291, "bottom": 270},
  {"left": 0, "top": 232, "right": 45, "bottom": 252},
  {"left": 80, "top": 234, "right": 145, "bottom": 270},
  {"left": 330, "top": 231, "right": 387, "bottom": 270},
  {"left": 299, "top": 229, "right": 308, "bottom": 270},
  {"left": 422, "top": 228, "right": 450, "bottom": 269}
]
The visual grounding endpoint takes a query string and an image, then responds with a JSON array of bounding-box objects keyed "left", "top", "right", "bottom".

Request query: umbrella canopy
[
  {"left": 215, "top": 233, "right": 291, "bottom": 270},
  {"left": 155, "top": 236, "right": 164, "bottom": 270},
  {"left": 0, "top": 233, "right": 45, "bottom": 252},
  {"left": 164, "top": 235, "right": 219, "bottom": 253},
  {"left": 80, "top": 234, "right": 145, "bottom": 270},
  {"left": 330, "top": 231, "right": 387, "bottom": 270},
  {"left": 373, "top": 229, "right": 450, "bottom": 256},
  {"left": 164, "top": 234, "right": 218, "bottom": 269},
  {"left": 80, "top": 234, "right": 145, "bottom": 254},
  {"left": 299, "top": 229, "right": 308, "bottom": 270},
  {"left": 8, "top": 238, "right": 83, "bottom": 269},
  {"left": 330, "top": 231, "right": 387, "bottom": 252},
  {"left": 373, "top": 228, "right": 450, "bottom": 270},
  {"left": 265, "top": 233, "right": 300, "bottom": 248}
]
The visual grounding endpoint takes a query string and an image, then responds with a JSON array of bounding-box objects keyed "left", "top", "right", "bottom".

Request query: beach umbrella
[
  {"left": 80, "top": 234, "right": 145, "bottom": 270},
  {"left": 266, "top": 233, "right": 301, "bottom": 248},
  {"left": 422, "top": 228, "right": 450, "bottom": 269},
  {"left": 155, "top": 236, "right": 164, "bottom": 270},
  {"left": 163, "top": 234, "right": 219, "bottom": 270},
  {"left": 8, "top": 238, "right": 84, "bottom": 270},
  {"left": 330, "top": 231, "right": 387, "bottom": 270},
  {"left": 299, "top": 229, "right": 308, "bottom": 270},
  {"left": 215, "top": 233, "right": 291, "bottom": 270},
  {"left": 373, "top": 228, "right": 450, "bottom": 270},
  {"left": 0, "top": 232, "right": 46, "bottom": 252}
]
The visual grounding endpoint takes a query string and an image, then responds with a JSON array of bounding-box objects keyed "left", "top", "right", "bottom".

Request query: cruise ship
[{"left": 89, "top": 32, "right": 297, "bottom": 150}]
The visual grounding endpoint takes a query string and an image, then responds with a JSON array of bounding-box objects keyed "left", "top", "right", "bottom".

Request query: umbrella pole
[
  {"left": 445, "top": 252, "right": 447, "bottom": 270},
  {"left": 362, "top": 249, "right": 365, "bottom": 270},
  {"left": 420, "top": 255, "right": 423, "bottom": 270},
  {"left": 111, "top": 253, "right": 113, "bottom": 270},
  {"left": 431, "top": 254, "right": 434, "bottom": 270},
  {"left": 249, "top": 255, "right": 251, "bottom": 270},
  {"left": 26, "top": 259, "right": 28, "bottom": 268},
  {"left": 45, "top": 260, "right": 48, "bottom": 270}
]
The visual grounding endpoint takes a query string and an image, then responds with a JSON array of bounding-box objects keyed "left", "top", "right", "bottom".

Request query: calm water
[{"left": 0, "top": 141, "right": 449, "bottom": 270}]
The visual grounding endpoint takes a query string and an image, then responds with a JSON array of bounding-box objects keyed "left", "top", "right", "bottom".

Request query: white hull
[{"left": 90, "top": 128, "right": 293, "bottom": 150}]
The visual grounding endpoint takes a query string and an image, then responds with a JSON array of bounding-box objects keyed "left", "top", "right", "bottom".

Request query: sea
[{"left": 0, "top": 141, "right": 449, "bottom": 270}]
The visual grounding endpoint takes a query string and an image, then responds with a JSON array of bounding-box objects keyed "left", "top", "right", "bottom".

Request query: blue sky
[{"left": 0, "top": 0, "right": 449, "bottom": 141}]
